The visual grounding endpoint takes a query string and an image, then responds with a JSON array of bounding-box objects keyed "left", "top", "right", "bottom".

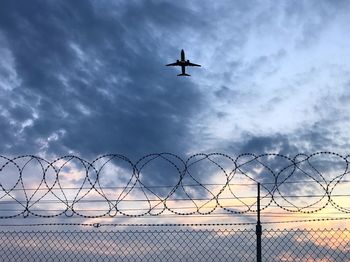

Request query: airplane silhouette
[{"left": 166, "top": 49, "right": 201, "bottom": 76}]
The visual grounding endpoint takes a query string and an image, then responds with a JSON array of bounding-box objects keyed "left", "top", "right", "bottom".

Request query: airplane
[{"left": 166, "top": 49, "right": 201, "bottom": 76}]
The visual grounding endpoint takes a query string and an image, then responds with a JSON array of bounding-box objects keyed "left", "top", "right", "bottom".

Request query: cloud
[
  {"left": 0, "top": 1, "right": 205, "bottom": 160},
  {"left": 0, "top": 0, "right": 350, "bottom": 224},
  {"left": 1, "top": 0, "right": 350, "bottom": 160}
]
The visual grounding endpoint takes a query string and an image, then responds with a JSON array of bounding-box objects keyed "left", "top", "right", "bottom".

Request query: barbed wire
[
  {"left": 0, "top": 152, "right": 349, "bottom": 219},
  {"left": 1, "top": 217, "right": 350, "bottom": 228}
]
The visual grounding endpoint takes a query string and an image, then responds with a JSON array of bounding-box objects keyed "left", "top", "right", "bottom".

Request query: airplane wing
[
  {"left": 166, "top": 62, "right": 181, "bottom": 66},
  {"left": 187, "top": 62, "right": 201, "bottom": 67}
]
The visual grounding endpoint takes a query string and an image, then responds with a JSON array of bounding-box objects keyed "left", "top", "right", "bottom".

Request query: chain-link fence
[
  {"left": 0, "top": 228, "right": 349, "bottom": 261},
  {"left": 1, "top": 153, "right": 350, "bottom": 261},
  {"left": 263, "top": 228, "right": 350, "bottom": 262}
]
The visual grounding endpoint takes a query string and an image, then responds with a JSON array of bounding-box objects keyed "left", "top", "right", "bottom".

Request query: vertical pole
[{"left": 256, "top": 182, "right": 262, "bottom": 262}]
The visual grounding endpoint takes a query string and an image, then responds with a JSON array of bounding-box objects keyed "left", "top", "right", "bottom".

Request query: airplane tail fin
[{"left": 177, "top": 73, "right": 191, "bottom": 76}]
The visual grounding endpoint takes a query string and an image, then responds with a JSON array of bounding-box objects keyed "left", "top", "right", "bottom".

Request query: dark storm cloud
[
  {"left": 1, "top": 0, "right": 349, "bottom": 189},
  {"left": 0, "top": 1, "right": 203, "bottom": 159},
  {"left": 237, "top": 116, "right": 348, "bottom": 158}
]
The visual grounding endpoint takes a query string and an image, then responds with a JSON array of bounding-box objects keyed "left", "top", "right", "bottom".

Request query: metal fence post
[{"left": 256, "top": 182, "right": 262, "bottom": 262}]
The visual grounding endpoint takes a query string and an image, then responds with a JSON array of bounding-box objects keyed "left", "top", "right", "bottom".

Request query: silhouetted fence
[
  {"left": 0, "top": 228, "right": 349, "bottom": 261},
  {"left": 0, "top": 152, "right": 350, "bottom": 218},
  {"left": 1, "top": 152, "right": 350, "bottom": 261}
]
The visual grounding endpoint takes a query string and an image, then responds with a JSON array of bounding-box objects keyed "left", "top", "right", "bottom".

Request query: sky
[
  {"left": 1, "top": 1, "right": 350, "bottom": 260},
  {"left": 1, "top": 0, "right": 350, "bottom": 227},
  {"left": 1, "top": 0, "right": 350, "bottom": 160}
]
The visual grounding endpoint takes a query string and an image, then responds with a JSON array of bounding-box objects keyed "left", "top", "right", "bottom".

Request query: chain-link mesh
[
  {"left": 263, "top": 228, "right": 350, "bottom": 262},
  {"left": 0, "top": 228, "right": 256, "bottom": 261},
  {"left": 0, "top": 228, "right": 349, "bottom": 261}
]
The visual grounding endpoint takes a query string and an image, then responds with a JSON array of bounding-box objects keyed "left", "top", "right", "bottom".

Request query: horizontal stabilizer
[{"left": 177, "top": 73, "right": 191, "bottom": 76}]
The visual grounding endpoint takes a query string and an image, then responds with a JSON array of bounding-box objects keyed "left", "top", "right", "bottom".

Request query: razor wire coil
[{"left": 0, "top": 152, "right": 349, "bottom": 219}]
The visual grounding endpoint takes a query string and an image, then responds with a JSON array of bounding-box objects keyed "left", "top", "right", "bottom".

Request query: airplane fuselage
[
  {"left": 181, "top": 49, "right": 185, "bottom": 61},
  {"left": 166, "top": 49, "right": 201, "bottom": 76}
]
